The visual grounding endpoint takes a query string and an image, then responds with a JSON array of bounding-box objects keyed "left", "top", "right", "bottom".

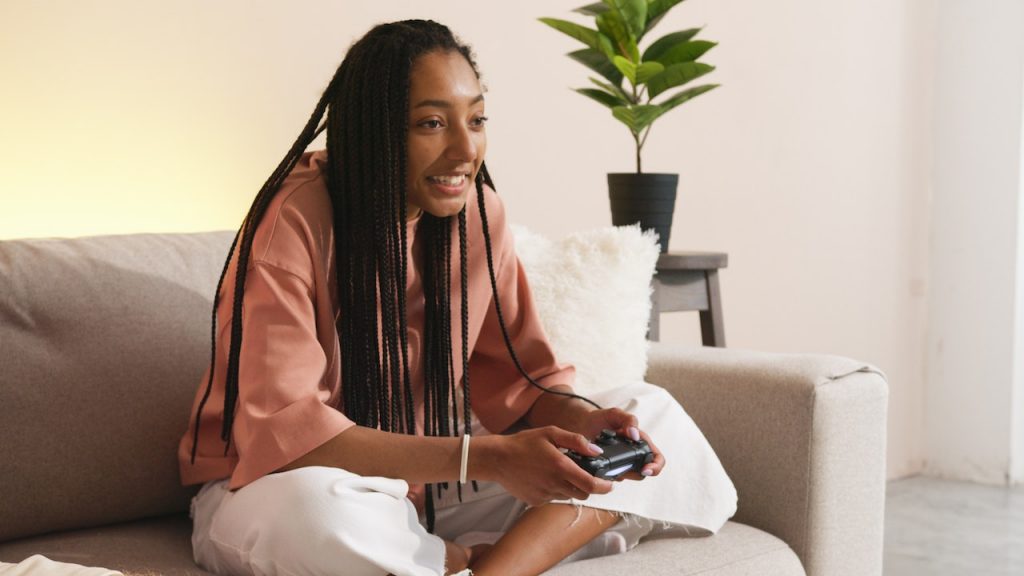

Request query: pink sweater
[{"left": 178, "top": 150, "right": 575, "bottom": 493}]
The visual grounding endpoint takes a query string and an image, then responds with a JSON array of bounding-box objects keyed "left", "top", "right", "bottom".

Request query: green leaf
[
  {"left": 590, "top": 76, "right": 634, "bottom": 104},
  {"left": 574, "top": 2, "right": 610, "bottom": 16},
  {"left": 605, "top": 0, "right": 647, "bottom": 39},
  {"left": 656, "top": 40, "right": 716, "bottom": 66},
  {"left": 629, "top": 41, "right": 641, "bottom": 63},
  {"left": 646, "top": 61, "right": 714, "bottom": 98},
  {"left": 597, "top": 33, "right": 616, "bottom": 59},
  {"left": 645, "top": 0, "right": 686, "bottom": 34},
  {"left": 539, "top": 18, "right": 606, "bottom": 52},
  {"left": 611, "top": 106, "right": 638, "bottom": 132},
  {"left": 596, "top": 11, "right": 635, "bottom": 58},
  {"left": 576, "top": 87, "right": 629, "bottom": 109},
  {"left": 641, "top": 28, "right": 702, "bottom": 62},
  {"left": 635, "top": 61, "right": 665, "bottom": 84},
  {"left": 568, "top": 48, "right": 624, "bottom": 85},
  {"left": 631, "top": 105, "right": 666, "bottom": 131},
  {"left": 612, "top": 55, "right": 637, "bottom": 85},
  {"left": 612, "top": 104, "right": 665, "bottom": 133},
  {"left": 655, "top": 83, "right": 719, "bottom": 113}
]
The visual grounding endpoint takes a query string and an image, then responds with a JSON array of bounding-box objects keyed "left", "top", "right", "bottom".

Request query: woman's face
[{"left": 405, "top": 50, "right": 488, "bottom": 220}]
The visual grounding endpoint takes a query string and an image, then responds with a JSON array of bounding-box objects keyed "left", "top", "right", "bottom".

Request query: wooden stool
[{"left": 649, "top": 252, "right": 728, "bottom": 346}]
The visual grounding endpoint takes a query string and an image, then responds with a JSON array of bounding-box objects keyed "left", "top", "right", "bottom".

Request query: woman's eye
[
  {"left": 419, "top": 119, "right": 443, "bottom": 129},
  {"left": 472, "top": 116, "right": 489, "bottom": 127}
]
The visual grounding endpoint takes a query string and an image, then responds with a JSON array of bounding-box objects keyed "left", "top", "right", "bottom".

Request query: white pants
[
  {"left": 191, "top": 468, "right": 664, "bottom": 576},
  {"left": 190, "top": 383, "right": 737, "bottom": 576}
]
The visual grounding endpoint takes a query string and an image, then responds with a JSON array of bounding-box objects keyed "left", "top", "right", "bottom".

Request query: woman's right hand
[{"left": 475, "top": 426, "right": 613, "bottom": 506}]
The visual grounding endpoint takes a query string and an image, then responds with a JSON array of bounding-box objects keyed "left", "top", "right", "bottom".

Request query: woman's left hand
[{"left": 575, "top": 407, "right": 665, "bottom": 480}]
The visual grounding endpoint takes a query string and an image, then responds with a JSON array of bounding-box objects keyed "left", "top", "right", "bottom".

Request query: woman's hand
[
  {"left": 475, "top": 426, "right": 614, "bottom": 506},
  {"left": 522, "top": 388, "right": 665, "bottom": 484},
  {"left": 574, "top": 407, "right": 666, "bottom": 481}
]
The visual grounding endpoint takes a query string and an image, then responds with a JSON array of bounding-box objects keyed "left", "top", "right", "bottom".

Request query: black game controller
[{"left": 566, "top": 429, "right": 654, "bottom": 480}]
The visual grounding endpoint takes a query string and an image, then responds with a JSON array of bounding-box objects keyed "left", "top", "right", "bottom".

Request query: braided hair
[{"left": 189, "top": 19, "right": 599, "bottom": 531}]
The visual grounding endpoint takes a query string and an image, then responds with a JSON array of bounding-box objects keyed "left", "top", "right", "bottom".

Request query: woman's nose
[{"left": 446, "top": 124, "right": 477, "bottom": 161}]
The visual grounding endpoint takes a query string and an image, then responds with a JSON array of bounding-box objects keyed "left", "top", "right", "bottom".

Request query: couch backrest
[{"left": 0, "top": 231, "right": 235, "bottom": 542}]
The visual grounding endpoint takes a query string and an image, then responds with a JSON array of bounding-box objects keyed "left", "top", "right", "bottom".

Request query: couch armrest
[{"left": 644, "top": 343, "right": 888, "bottom": 576}]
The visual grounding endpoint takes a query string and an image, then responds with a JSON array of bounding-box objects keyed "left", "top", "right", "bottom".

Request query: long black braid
[{"left": 189, "top": 20, "right": 600, "bottom": 533}]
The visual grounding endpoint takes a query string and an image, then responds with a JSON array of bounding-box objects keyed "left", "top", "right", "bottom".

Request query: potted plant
[{"left": 540, "top": 0, "right": 718, "bottom": 252}]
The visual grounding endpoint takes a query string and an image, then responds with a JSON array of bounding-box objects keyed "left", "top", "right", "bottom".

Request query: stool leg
[{"left": 699, "top": 270, "right": 725, "bottom": 347}]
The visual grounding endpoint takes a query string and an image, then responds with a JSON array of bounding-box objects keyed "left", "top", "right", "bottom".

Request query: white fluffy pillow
[{"left": 512, "top": 224, "right": 661, "bottom": 395}]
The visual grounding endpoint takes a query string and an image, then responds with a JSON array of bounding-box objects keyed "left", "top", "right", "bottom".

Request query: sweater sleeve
[
  {"left": 468, "top": 191, "right": 577, "bottom": 434},
  {"left": 228, "top": 261, "right": 354, "bottom": 489}
]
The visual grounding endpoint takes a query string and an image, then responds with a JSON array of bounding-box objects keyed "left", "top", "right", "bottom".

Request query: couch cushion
[
  {"left": 0, "top": 554, "right": 125, "bottom": 575},
  {"left": 0, "top": 514, "right": 213, "bottom": 575},
  {"left": 0, "top": 519, "right": 801, "bottom": 576},
  {"left": 548, "top": 521, "right": 805, "bottom": 576},
  {"left": 0, "top": 232, "right": 235, "bottom": 542}
]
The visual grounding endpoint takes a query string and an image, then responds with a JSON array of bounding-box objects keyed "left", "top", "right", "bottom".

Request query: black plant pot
[{"left": 608, "top": 173, "right": 679, "bottom": 253}]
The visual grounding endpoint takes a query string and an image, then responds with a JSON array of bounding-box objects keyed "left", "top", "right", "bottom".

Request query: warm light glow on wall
[
  {"left": 1, "top": 109, "right": 252, "bottom": 239},
  {"left": 0, "top": 1, "right": 338, "bottom": 241}
]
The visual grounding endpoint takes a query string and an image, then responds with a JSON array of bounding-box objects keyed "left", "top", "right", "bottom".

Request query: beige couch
[{"left": 0, "top": 232, "right": 889, "bottom": 575}]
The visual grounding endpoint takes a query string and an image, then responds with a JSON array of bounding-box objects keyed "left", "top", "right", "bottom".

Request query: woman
[{"left": 177, "top": 19, "right": 735, "bottom": 576}]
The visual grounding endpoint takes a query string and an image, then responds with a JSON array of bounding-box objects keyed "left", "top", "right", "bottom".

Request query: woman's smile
[{"left": 427, "top": 173, "right": 470, "bottom": 196}]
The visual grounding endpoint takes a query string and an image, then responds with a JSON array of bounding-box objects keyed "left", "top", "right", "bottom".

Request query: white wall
[
  {"left": 1012, "top": 19, "right": 1024, "bottom": 485},
  {"left": 925, "top": 0, "right": 1024, "bottom": 485},
  {"left": 1016, "top": 104, "right": 1024, "bottom": 482},
  {"left": 1016, "top": 126, "right": 1024, "bottom": 484},
  {"left": 0, "top": 1, "right": 942, "bottom": 479}
]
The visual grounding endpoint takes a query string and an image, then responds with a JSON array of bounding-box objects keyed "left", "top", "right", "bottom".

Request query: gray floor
[{"left": 884, "top": 475, "right": 1024, "bottom": 575}]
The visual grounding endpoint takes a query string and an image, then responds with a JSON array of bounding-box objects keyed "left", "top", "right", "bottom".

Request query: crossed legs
[
  {"left": 192, "top": 468, "right": 622, "bottom": 576},
  {"left": 467, "top": 503, "right": 619, "bottom": 575}
]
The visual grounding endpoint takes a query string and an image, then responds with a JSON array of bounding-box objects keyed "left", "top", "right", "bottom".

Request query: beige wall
[{"left": 0, "top": 0, "right": 935, "bottom": 479}]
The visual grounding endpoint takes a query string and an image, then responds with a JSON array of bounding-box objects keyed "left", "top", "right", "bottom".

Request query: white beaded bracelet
[{"left": 459, "top": 434, "right": 471, "bottom": 485}]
